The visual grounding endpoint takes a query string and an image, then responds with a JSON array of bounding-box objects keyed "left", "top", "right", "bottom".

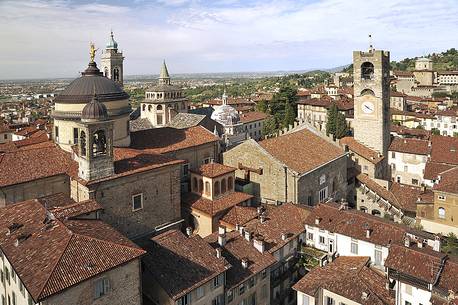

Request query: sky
[{"left": 0, "top": 0, "right": 458, "bottom": 79}]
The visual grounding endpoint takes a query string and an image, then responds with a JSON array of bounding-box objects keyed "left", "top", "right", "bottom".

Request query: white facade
[
  {"left": 420, "top": 114, "right": 458, "bottom": 136},
  {"left": 388, "top": 150, "right": 427, "bottom": 186},
  {"left": 393, "top": 279, "right": 431, "bottom": 305},
  {"left": 304, "top": 224, "right": 388, "bottom": 269},
  {"left": 0, "top": 251, "right": 35, "bottom": 305}
]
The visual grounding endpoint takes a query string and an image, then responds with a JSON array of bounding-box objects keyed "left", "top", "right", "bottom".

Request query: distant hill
[{"left": 339, "top": 48, "right": 458, "bottom": 73}]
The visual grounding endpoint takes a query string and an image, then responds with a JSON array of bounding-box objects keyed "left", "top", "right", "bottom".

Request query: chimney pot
[
  {"left": 260, "top": 214, "right": 266, "bottom": 223},
  {"left": 216, "top": 248, "right": 222, "bottom": 258},
  {"left": 253, "top": 237, "right": 265, "bottom": 253},
  {"left": 366, "top": 229, "right": 372, "bottom": 238},
  {"left": 241, "top": 258, "right": 248, "bottom": 269},
  {"left": 315, "top": 217, "right": 322, "bottom": 225},
  {"left": 186, "top": 227, "right": 192, "bottom": 237},
  {"left": 281, "top": 232, "right": 287, "bottom": 241},
  {"left": 433, "top": 235, "right": 441, "bottom": 252},
  {"left": 244, "top": 230, "right": 251, "bottom": 241}
]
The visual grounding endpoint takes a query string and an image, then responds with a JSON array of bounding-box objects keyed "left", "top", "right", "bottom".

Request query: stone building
[
  {"left": 182, "top": 163, "right": 253, "bottom": 237},
  {"left": 140, "top": 61, "right": 189, "bottom": 128},
  {"left": 100, "top": 31, "right": 124, "bottom": 87},
  {"left": 296, "top": 96, "right": 354, "bottom": 129},
  {"left": 239, "top": 111, "right": 270, "bottom": 141},
  {"left": 0, "top": 197, "right": 145, "bottom": 305},
  {"left": 141, "top": 229, "right": 230, "bottom": 305},
  {"left": 223, "top": 128, "right": 347, "bottom": 205}
]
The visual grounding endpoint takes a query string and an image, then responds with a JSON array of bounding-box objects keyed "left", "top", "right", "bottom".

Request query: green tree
[
  {"left": 256, "top": 100, "right": 269, "bottom": 113},
  {"left": 283, "top": 102, "right": 296, "bottom": 128},
  {"left": 431, "top": 128, "right": 441, "bottom": 135},
  {"left": 334, "top": 112, "right": 349, "bottom": 139},
  {"left": 415, "top": 124, "right": 425, "bottom": 130},
  {"left": 326, "top": 102, "right": 338, "bottom": 136},
  {"left": 262, "top": 117, "right": 278, "bottom": 137},
  {"left": 442, "top": 233, "right": 458, "bottom": 255}
]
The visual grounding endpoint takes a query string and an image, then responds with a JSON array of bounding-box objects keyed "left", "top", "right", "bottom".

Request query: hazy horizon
[{"left": 1, "top": 0, "right": 458, "bottom": 80}]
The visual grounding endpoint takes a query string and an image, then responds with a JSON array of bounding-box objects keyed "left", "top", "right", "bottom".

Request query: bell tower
[
  {"left": 353, "top": 46, "right": 391, "bottom": 158},
  {"left": 77, "top": 94, "right": 114, "bottom": 181},
  {"left": 101, "top": 31, "right": 124, "bottom": 87}
]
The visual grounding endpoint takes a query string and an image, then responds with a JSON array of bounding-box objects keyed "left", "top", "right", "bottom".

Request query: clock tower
[{"left": 353, "top": 48, "right": 391, "bottom": 158}]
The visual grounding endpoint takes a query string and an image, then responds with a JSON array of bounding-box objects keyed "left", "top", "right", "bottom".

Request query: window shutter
[{"left": 103, "top": 278, "right": 110, "bottom": 293}]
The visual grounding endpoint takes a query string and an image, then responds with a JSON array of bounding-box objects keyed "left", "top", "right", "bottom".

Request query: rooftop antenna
[{"left": 368, "top": 34, "right": 374, "bottom": 53}]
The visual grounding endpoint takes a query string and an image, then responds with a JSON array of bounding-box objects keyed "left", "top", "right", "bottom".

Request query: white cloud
[{"left": 0, "top": 0, "right": 457, "bottom": 79}]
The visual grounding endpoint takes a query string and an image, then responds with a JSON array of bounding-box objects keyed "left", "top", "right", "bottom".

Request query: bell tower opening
[
  {"left": 100, "top": 31, "right": 124, "bottom": 87},
  {"left": 361, "top": 62, "right": 375, "bottom": 80}
]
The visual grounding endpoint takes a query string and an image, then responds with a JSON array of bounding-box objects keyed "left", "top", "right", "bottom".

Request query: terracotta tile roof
[
  {"left": 0, "top": 199, "right": 145, "bottom": 302},
  {"left": 219, "top": 206, "right": 258, "bottom": 227},
  {"left": 436, "top": 257, "right": 458, "bottom": 293},
  {"left": 385, "top": 244, "right": 446, "bottom": 284},
  {"left": 431, "top": 135, "right": 458, "bottom": 165},
  {"left": 205, "top": 230, "right": 276, "bottom": 288},
  {"left": 142, "top": 229, "right": 230, "bottom": 300},
  {"left": 259, "top": 129, "right": 345, "bottom": 174},
  {"left": 340, "top": 137, "right": 384, "bottom": 164},
  {"left": 390, "top": 183, "right": 433, "bottom": 212},
  {"left": 37, "top": 193, "right": 102, "bottom": 220},
  {"left": 239, "top": 111, "right": 270, "bottom": 123},
  {"left": 356, "top": 174, "right": 400, "bottom": 210},
  {"left": 389, "top": 137, "right": 430, "bottom": 155},
  {"left": 0, "top": 132, "right": 51, "bottom": 153},
  {"left": 244, "top": 203, "right": 311, "bottom": 253},
  {"left": 0, "top": 144, "right": 74, "bottom": 187},
  {"left": 130, "top": 126, "right": 219, "bottom": 155},
  {"left": 393, "top": 70, "right": 414, "bottom": 77},
  {"left": 305, "top": 203, "right": 407, "bottom": 246},
  {"left": 391, "top": 91, "right": 407, "bottom": 97},
  {"left": 390, "top": 125, "right": 431, "bottom": 140},
  {"left": 182, "top": 191, "right": 253, "bottom": 216},
  {"left": 191, "top": 162, "right": 235, "bottom": 178},
  {"left": 433, "top": 167, "right": 458, "bottom": 194},
  {"left": 436, "top": 108, "right": 458, "bottom": 117},
  {"left": 293, "top": 256, "right": 394, "bottom": 305},
  {"left": 0, "top": 123, "right": 10, "bottom": 133},
  {"left": 424, "top": 161, "right": 456, "bottom": 180}
]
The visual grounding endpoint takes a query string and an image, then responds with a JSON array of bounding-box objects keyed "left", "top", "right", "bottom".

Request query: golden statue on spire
[{"left": 89, "top": 42, "right": 98, "bottom": 62}]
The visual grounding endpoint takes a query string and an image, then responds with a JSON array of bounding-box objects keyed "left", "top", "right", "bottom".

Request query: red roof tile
[
  {"left": 182, "top": 191, "right": 253, "bottom": 216},
  {"left": 340, "top": 137, "right": 384, "bottom": 164},
  {"left": 220, "top": 206, "right": 258, "bottom": 227},
  {"left": 191, "top": 162, "right": 236, "bottom": 178},
  {"left": 259, "top": 129, "right": 345, "bottom": 174},
  {"left": 431, "top": 135, "right": 458, "bottom": 165},
  {"left": 424, "top": 161, "right": 456, "bottom": 180},
  {"left": 239, "top": 111, "right": 270, "bottom": 123},
  {"left": 389, "top": 137, "right": 430, "bottom": 155}
]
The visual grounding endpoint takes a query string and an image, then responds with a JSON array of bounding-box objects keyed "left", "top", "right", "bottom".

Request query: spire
[
  {"left": 158, "top": 60, "right": 171, "bottom": 85},
  {"left": 222, "top": 85, "right": 228, "bottom": 105},
  {"left": 368, "top": 34, "right": 374, "bottom": 53},
  {"left": 106, "top": 30, "right": 118, "bottom": 50}
]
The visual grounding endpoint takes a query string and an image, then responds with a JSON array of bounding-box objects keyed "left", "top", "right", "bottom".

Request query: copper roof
[
  {"left": 259, "top": 129, "right": 345, "bottom": 174},
  {"left": 0, "top": 199, "right": 144, "bottom": 302},
  {"left": 205, "top": 230, "right": 276, "bottom": 288},
  {"left": 340, "top": 137, "right": 384, "bottom": 164},
  {"left": 191, "top": 162, "right": 236, "bottom": 178},
  {"left": 293, "top": 256, "right": 394, "bottom": 305},
  {"left": 142, "top": 229, "right": 230, "bottom": 300}
]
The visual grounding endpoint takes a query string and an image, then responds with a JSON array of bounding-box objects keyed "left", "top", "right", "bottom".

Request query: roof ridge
[{"left": 38, "top": 230, "right": 74, "bottom": 301}]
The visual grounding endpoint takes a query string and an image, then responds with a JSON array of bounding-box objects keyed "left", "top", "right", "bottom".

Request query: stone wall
[{"left": 44, "top": 260, "right": 142, "bottom": 305}]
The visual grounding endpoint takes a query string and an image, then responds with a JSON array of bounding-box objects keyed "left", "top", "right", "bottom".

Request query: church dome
[
  {"left": 106, "top": 31, "right": 118, "bottom": 49},
  {"left": 81, "top": 94, "right": 108, "bottom": 122},
  {"left": 54, "top": 61, "right": 129, "bottom": 104},
  {"left": 211, "top": 104, "right": 241, "bottom": 126}
]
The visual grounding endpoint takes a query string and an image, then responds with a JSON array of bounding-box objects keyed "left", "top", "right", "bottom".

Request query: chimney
[
  {"left": 366, "top": 228, "right": 372, "bottom": 239},
  {"left": 417, "top": 239, "right": 424, "bottom": 248},
  {"left": 186, "top": 227, "right": 193, "bottom": 237},
  {"left": 361, "top": 292, "right": 368, "bottom": 300},
  {"left": 241, "top": 258, "right": 249, "bottom": 269},
  {"left": 281, "top": 232, "right": 287, "bottom": 241},
  {"left": 404, "top": 236, "right": 410, "bottom": 247},
  {"left": 253, "top": 237, "right": 265, "bottom": 254},
  {"left": 216, "top": 248, "right": 222, "bottom": 258},
  {"left": 339, "top": 199, "right": 349, "bottom": 210},
  {"left": 433, "top": 235, "right": 441, "bottom": 252},
  {"left": 235, "top": 223, "right": 240, "bottom": 232},
  {"left": 218, "top": 226, "right": 226, "bottom": 247},
  {"left": 244, "top": 230, "right": 252, "bottom": 241},
  {"left": 260, "top": 213, "right": 266, "bottom": 223},
  {"left": 315, "top": 217, "right": 322, "bottom": 225}
]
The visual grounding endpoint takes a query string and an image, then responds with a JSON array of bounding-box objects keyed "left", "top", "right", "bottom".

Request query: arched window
[
  {"left": 361, "top": 89, "right": 375, "bottom": 96},
  {"left": 92, "top": 130, "right": 107, "bottom": 156},
  {"left": 113, "top": 67, "right": 120, "bottom": 81},
  {"left": 205, "top": 181, "right": 210, "bottom": 195},
  {"left": 228, "top": 177, "right": 234, "bottom": 190},
  {"left": 360, "top": 206, "right": 368, "bottom": 213},
  {"left": 221, "top": 179, "right": 227, "bottom": 194},
  {"left": 148, "top": 105, "right": 152, "bottom": 112},
  {"left": 104, "top": 68, "right": 108, "bottom": 77},
  {"left": 157, "top": 105, "right": 163, "bottom": 111},
  {"left": 438, "top": 207, "right": 446, "bottom": 219},
  {"left": 80, "top": 131, "right": 87, "bottom": 157},
  {"left": 199, "top": 179, "right": 204, "bottom": 193},
  {"left": 142, "top": 104, "right": 146, "bottom": 111},
  {"left": 192, "top": 177, "right": 198, "bottom": 192},
  {"left": 214, "top": 181, "right": 220, "bottom": 196},
  {"left": 371, "top": 209, "right": 381, "bottom": 217},
  {"left": 361, "top": 62, "right": 374, "bottom": 80}
]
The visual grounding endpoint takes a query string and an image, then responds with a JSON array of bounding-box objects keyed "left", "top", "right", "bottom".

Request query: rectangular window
[
  {"left": 319, "top": 236, "right": 325, "bottom": 245},
  {"left": 19, "top": 281, "right": 25, "bottom": 296},
  {"left": 12, "top": 292, "right": 16, "bottom": 305},
  {"left": 307, "top": 195, "right": 312, "bottom": 206},
  {"left": 326, "top": 296, "right": 335, "bottom": 305},
  {"left": 55, "top": 126, "right": 59, "bottom": 139},
  {"left": 319, "top": 187, "right": 328, "bottom": 202},
  {"left": 375, "top": 247, "right": 383, "bottom": 266},
  {"left": 176, "top": 294, "right": 191, "bottom": 305},
  {"left": 227, "top": 289, "right": 234, "bottom": 303},
  {"left": 302, "top": 295, "right": 309, "bottom": 305},
  {"left": 212, "top": 294, "right": 224, "bottom": 305},
  {"left": 404, "top": 284, "right": 412, "bottom": 295},
  {"left": 248, "top": 277, "right": 255, "bottom": 288},
  {"left": 261, "top": 284, "right": 267, "bottom": 299},
  {"left": 132, "top": 193, "right": 143, "bottom": 211},
  {"left": 196, "top": 286, "right": 205, "bottom": 299},
  {"left": 404, "top": 165, "right": 408, "bottom": 172},
  {"left": 213, "top": 273, "right": 223, "bottom": 288},
  {"left": 182, "top": 163, "right": 190, "bottom": 178},
  {"left": 261, "top": 269, "right": 267, "bottom": 279},
  {"left": 239, "top": 283, "right": 246, "bottom": 295},
  {"left": 73, "top": 128, "right": 78, "bottom": 144},
  {"left": 94, "top": 278, "right": 110, "bottom": 299},
  {"left": 412, "top": 179, "right": 419, "bottom": 185},
  {"left": 391, "top": 151, "right": 395, "bottom": 158},
  {"left": 307, "top": 232, "right": 313, "bottom": 240},
  {"left": 351, "top": 240, "right": 358, "bottom": 255}
]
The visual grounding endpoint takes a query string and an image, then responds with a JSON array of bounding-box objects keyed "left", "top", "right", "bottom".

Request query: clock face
[{"left": 362, "top": 101, "right": 375, "bottom": 114}]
